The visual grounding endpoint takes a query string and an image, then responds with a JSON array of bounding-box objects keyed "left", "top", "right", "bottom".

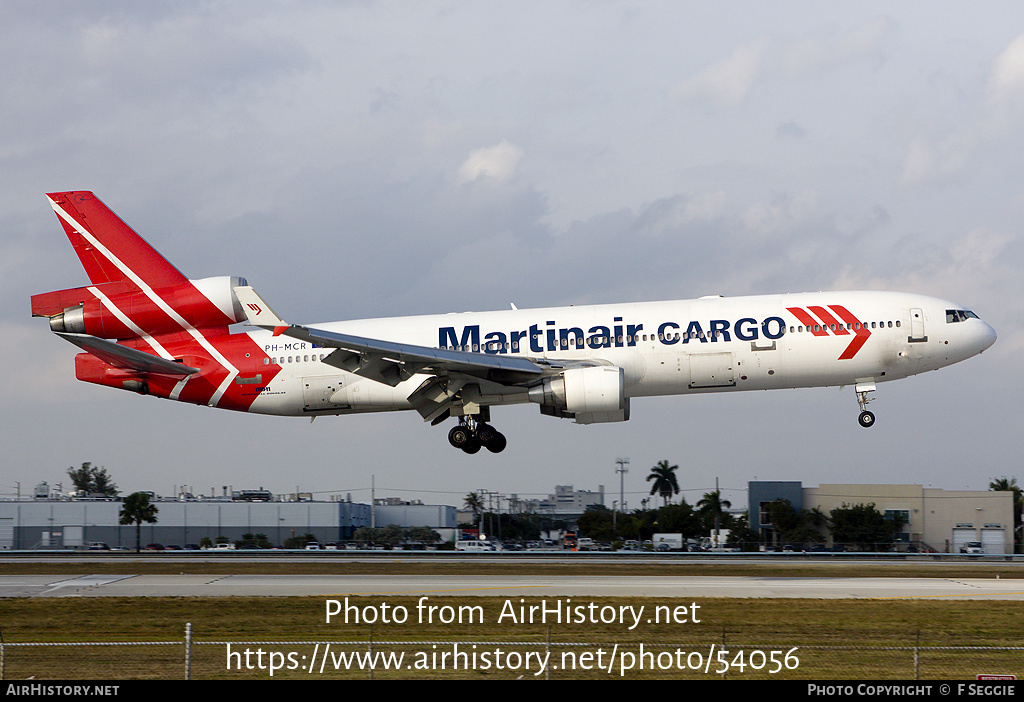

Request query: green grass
[
  {"left": 2, "top": 596, "right": 1022, "bottom": 680},
  {"left": 2, "top": 560, "right": 1022, "bottom": 679}
]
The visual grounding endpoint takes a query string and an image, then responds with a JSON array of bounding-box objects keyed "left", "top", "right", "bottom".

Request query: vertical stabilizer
[{"left": 46, "top": 191, "right": 187, "bottom": 288}]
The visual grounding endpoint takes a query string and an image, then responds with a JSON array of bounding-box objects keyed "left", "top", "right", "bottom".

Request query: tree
[
  {"left": 828, "top": 503, "right": 896, "bottom": 551},
  {"left": 67, "top": 462, "right": 119, "bottom": 497},
  {"left": 118, "top": 492, "right": 158, "bottom": 552},
  {"left": 406, "top": 526, "right": 442, "bottom": 545},
  {"left": 236, "top": 533, "right": 272, "bottom": 549},
  {"left": 725, "top": 512, "right": 761, "bottom": 551},
  {"left": 990, "top": 477, "right": 1023, "bottom": 553},
  {"left": 765, "top": 499, "right": 803, "bottom": 535},
  {"left": 989, "top": 477, "right": 1022, "bottom": 525},
  {"left": 646, "top": 460, "right": 680, "bottom": 505},
  {"left": 463, "top": 492, "right": 484, "bottom": 527},
  {"left": 651, "top": 501, "right": 701, "bottom": 538},
  {"left": 763, "top": 499, "right": 827, "bottom": 548},
  {"left": 697, "top": 490, "right": 732, "bottom": 535},
  {"left": 576, "top": 504, "right": 617, "bottom": 541}
]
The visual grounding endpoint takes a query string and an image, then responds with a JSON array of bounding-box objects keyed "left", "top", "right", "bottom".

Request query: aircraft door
[
  {"left": 688, "top": 352, "right": 736, "bottom": 388},
  {"left": 302, "top": 376, "right": 348, "bottom": 411},
  {"left": 908, "top": 308, "right": 927, "bottom": 342}
]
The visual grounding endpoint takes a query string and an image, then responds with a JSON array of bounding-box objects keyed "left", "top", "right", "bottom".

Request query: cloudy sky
[{"left": 2, "top": 2, "right": 1022, "bottom": 514}]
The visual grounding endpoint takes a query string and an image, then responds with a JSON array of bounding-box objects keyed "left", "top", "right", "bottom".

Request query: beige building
[{"left": 804, "top": 484, "right": 1013, "bottom": 554}]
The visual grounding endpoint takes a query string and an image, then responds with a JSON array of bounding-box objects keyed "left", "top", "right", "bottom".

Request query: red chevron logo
[{"left": 786, "top": 305, "right": 871, "bottom": 360}]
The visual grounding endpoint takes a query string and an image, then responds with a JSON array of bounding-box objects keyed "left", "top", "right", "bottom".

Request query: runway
[{"left": 4, "top": 573, "right": 1024, "bottom": 599}]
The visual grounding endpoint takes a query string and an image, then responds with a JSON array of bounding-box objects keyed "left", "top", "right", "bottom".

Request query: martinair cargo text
[{"left": 32, "top": 192, "right": 997, "bottom": 454}]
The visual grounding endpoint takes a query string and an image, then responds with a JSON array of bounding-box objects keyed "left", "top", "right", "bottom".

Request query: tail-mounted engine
[{"left": 33, "top": 276, "right": 249, "bottom": 339}]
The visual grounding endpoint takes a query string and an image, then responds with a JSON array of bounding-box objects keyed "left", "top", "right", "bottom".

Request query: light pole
[{"left": 615, "top": 458, "right": 629, "bottom": 532}]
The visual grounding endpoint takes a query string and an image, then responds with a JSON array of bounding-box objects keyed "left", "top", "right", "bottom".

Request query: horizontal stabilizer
[
  {"left": 55, "top": 332, "right": 199, "bottom": 376},
  {"left": 234, "top": 285, "right": 289, "bottom": 335}
]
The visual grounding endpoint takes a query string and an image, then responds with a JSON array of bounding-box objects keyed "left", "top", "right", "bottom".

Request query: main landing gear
[
  {"left": 448, "top": 417, "right": 507, "bottom": 454},
  {"left": 855, "top": 382, "right": 876, "bottom": 428}
]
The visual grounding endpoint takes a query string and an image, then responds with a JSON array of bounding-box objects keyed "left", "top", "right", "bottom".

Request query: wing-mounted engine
[
  {"left": 528, "top": 365, "right": 630, "bottom": 424},
  {"left": 34, "top": 275, "right": 249, "bottom": 339}
]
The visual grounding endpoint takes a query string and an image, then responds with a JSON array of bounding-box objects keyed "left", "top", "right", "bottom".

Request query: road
[{"left": 3, "top": 572, "right": 1024, "bottom": 599}]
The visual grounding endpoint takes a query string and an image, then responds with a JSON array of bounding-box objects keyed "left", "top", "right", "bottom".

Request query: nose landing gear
[{"left": 855, "top": 382, "right": 876, "bottom": 428}]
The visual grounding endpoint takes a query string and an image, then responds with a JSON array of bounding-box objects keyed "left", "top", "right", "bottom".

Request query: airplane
[{"left": 32, "top": 191, "right": 997, "bottom": 454}]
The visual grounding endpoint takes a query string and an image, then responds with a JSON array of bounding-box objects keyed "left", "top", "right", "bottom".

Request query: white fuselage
[{"left": 242, "top": 291, "right": 996, "bottom": 417}]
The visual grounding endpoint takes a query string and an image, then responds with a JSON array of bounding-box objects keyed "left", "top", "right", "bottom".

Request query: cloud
[
  {"left": 782, "top": 16, "right": 895, "bottom": 75},
  {"left": 458, "top": 141, "right": 524, "bottom": 183},
  {"left": 990, "top": 33, "right": 1024, "bottom": 100},
  {"left": 671, "top": 38, "right": 770, "bottom": 107},
  {"left": 775, "top": 121, "right": 808, "bottom": 140},
  {"left": 670, "top": 19, "right": 893, "bottom": 111},
  {"left": 899, "top": 135, "right": 975, "bottom": 186},
  {"left": 903, "top": 32, "right": 1024, "bottom": 186}
]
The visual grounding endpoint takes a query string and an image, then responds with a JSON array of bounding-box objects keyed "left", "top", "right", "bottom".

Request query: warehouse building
[
  {"left": 749, "top": 481, "right": 1015, "bottom": 553},
  {"left": 0, "top": 492, "right": 455, "bottom": 550}
]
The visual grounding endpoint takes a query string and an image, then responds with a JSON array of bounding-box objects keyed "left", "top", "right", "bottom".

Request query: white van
[{"left": 455, "top": 540, "right": 496, "bottom": 552}]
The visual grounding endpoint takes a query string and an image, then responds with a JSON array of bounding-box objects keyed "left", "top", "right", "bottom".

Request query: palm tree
[
  {"left": 119, "top": 492, "right": 159, "bottom": 552},
  {"left": 990, "top": 477, "right": 1023, "bottom": 552},
  {"left": 697, "top": 490, "right": 732, "bottom": 541},
  {"left": 463, "top": 492, "right": 484, "bottom": 527},
  {"left": 989, "top": 477, "right": 1022, "bottom": 511},
  {"left": 646, "top": 460, "right": 680, "bottom": 506}
]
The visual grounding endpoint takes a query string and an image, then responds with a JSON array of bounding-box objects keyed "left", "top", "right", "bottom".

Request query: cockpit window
[{"left": 946, "top": 309, "right": 979, "bottom": 323}]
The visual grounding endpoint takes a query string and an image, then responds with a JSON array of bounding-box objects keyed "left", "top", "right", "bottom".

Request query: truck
[
  {"left": 701, "top": 529, "right": 733, "bottom": 551},
  {"left": 651, "top": 533, "right": 684, "bottom": 551}
]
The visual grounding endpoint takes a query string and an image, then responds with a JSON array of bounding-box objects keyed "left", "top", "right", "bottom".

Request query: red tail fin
[
  {"left": 31, "top": 192, "right": 242, "bottom": 336},
  {"left": 46, "top": 191, "right": 187, "bottom": 288}
]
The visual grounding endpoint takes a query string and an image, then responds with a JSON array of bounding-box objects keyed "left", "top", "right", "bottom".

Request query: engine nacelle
[
  {"left": 45, "top": 276, "right": 248, "bottom": 339},
  {"left": 528, "top": 366, "right": 629, "bottom": 424}
]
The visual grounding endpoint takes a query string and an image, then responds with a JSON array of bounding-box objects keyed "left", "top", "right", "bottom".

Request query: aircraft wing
[
  {"left": 282, "top": 323, "right": 549, "bottom": 386},
  {"left": 55, "top": 332, "right": 200, "bottom": 376},
  {"left": 234, "top": 286, "right": 566, "bottom": 387}
]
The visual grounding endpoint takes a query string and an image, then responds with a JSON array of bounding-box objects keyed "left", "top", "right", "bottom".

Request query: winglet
[{"left": 234, "top": 285, "right": 289, "bottom": 335}]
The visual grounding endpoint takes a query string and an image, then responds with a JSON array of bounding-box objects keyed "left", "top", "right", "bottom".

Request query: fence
[{"left": 1, "top": 625, "right": 1020, "bottom": 679}]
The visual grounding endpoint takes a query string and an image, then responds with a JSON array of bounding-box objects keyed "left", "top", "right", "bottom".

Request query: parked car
[{"left": 455, "top": 540, "right": 496, "bottom": 552}]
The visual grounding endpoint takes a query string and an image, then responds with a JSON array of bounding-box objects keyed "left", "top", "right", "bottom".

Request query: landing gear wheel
[
  {"left": 461, "top": 436, "right": 482, "bottom": 454},
  {"left": 858, "top": 410, "right": 875, "bottom": 428},
  {"left": 447, "top": 416, "right": 506, "bottom": 453},
  {"left": 448, "top": 425, "right": 472, "bottom": 449},
  {"left": 484, "top": 431, "right": 507, "bottom": 453},
  {"left": 476, "top": 423, "right": 497, "bottom": 445}
]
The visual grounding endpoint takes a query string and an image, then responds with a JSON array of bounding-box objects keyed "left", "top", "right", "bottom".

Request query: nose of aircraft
[{"left": 975, "top": 320, "right": 997, "bottom": 354}]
